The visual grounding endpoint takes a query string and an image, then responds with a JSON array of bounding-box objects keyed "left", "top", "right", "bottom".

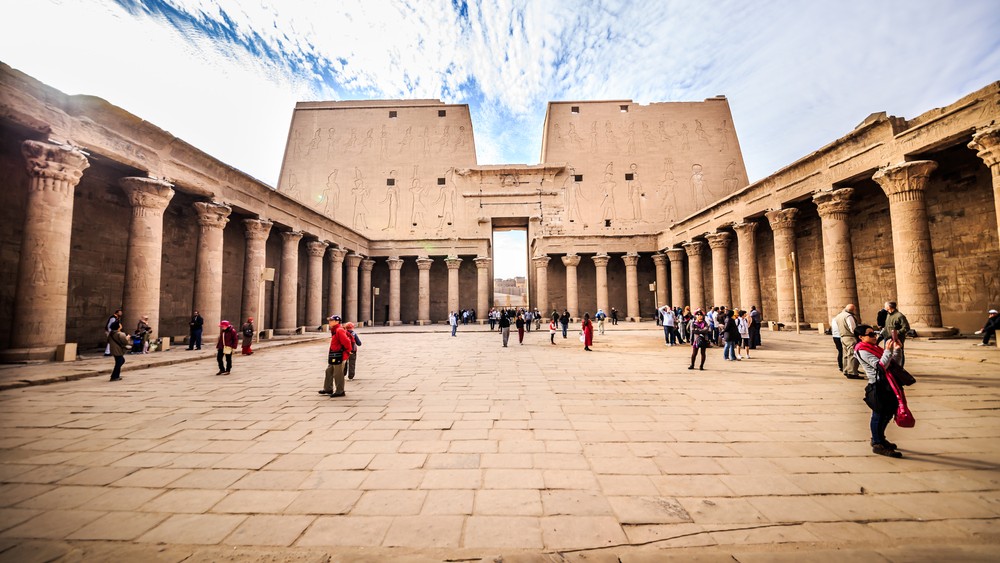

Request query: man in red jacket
[{"left": 320, "top": 315, "right": 354, "bottom": 398}]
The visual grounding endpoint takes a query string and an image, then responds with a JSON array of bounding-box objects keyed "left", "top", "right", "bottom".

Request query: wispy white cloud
[{"left": 1, "top": 0, "right": 998, "bottom": 185}]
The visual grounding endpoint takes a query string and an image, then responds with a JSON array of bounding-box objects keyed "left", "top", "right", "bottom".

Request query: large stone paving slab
[{"left": 0, "top": 326, "right": 998, "bottom": 560}]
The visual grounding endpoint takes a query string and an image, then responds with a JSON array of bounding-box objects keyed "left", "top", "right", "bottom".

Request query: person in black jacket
[
  {"left": 188, "top": 310, "right": 204, "bottom": 350},
  {"left": 499, "top": 313, "right": 511, "bottom": 347},
  {"left": 976, "top": 309, "right": 1000, "bottom": 346},
  {"left": 559, "top": 310, "right": 570, "bottom": 338}
]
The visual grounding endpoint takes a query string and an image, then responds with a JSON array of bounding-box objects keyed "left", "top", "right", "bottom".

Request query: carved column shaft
[
  {"left": 683, "top": 241, "right": 705, "bottom": 312},
  {"left": 416, "top": 257, "right": 434, "bottom": 324},
  {"left": 666, "top": 248, "right": 686, "bottom": 308},
  {"left": 360, "top": 259, "right": 375, "bottom": 325},
  {"left": 344, "top": 253, "right": 362, "bottom": 324},
  {"left": 121, "top": 177, "right": 175, "bottom": 339},
  {"left": 445, "top": 256, "right": 462, "bottom": 315},
  {"left": 5, "top": 141, "right": 90, "bottom": 360},
  {"left": 474, "top": 257, "right": 491, "bottom": 323},
  {"left": 814, "top": 189, "right": 859, "bottom": 321},
  {"left": 706, "top": 232, "right": 733, "bottom": 308},
  {"left": 652, "top": 253, "right": 669, "bottom": 308},
  {"left": 562, "top": 254, "right": 581, "bottom": 319},
  {"left": 873, "top": 161, "right": 942, "bottom": 327},
  {"left": 386, "top": 257, "right": 403, "bottom": 325},
  {"left": 241, "top": 219, "right": 272, "bottom": 325},
  {"left": 327, "top": 247, "right": 347, "bottom": 317},
  {"left": 305, "top": 241, "right": 328, "bottom": 328},
  {"left": 733, "top": 222, "right": 761, "bottom": 313},
  {"left": 765, "top": 208, "right": 802, "bottom": 325},
  {"left": 533, "top": 256, "right": 550, "bottom": 315},
  {"left": 623, "top": 253, "right": 640, "bottom": 320},
  {"left": 276, "top": 231, "right": 303, "bottom": 333},
  {"left": 592, "top": 254, "right": 611, "bottom": 314},
  {"left": 193, "top": 202, "right": 231, "bottom": 333},
  {"left": 969, "top": 126, "right": 1000, "bottom": 255}
]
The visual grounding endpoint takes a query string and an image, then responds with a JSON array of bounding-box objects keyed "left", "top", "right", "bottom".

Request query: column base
[
  {"left": 0, "top": 346, "right": 58, "bottom": 362},
  {"left": 911, "top": 325, "right": 959, "bottom": 338},
  {"left": 416, "top": 320, "right": 433, "bottom": 326},
  {"left": 274, "top": 328, "right": 298, "bottom": 336},
  {"left": 387, "top": 321, "right": 403, "bottom": 326}
]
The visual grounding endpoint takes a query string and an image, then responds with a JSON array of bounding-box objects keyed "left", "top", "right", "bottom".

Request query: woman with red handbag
[{"left": 853, "top": 324, "right": 908, "bottom": 458}]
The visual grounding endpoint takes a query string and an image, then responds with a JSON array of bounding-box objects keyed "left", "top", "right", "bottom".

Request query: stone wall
[{"left": 0, "top": 131, "right": 33, "bottom": 349}]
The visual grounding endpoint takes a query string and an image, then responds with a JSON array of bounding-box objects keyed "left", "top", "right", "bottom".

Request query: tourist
[
  {"left": 975, "top": 309, "right": 999, "bottom": 346},
  {"left": 549, "top": 317, "right": 557, "bottom": 344},
  {"left": 611, "top": 307, "right": 619, "bottom": 325},
  {"left": 831, "top": 311, "right": 844, "bottom": 371},
  {"left": 854, "top": 324, "right": 904, "bottom": 458},
  {"left": 749, "top": 305, "right": 761, "bottom": 348},
  {"left": 136, "top": 315, "right": 152, "bottom": 354},
  {"left": 449, "top": 311, "right": 458, "bottom": 337},
  {"left": 736, "top": 309, "right": 751, "bottom": 359},
  {"left": 679, "top": 306, "right": 692, "bottom": 344},
  {"left": 662, "top": 306, "right": 676, "bottom": 346},
  {"left": 595, "top": 308, "right": 607, "bottom": 335},
  {"left": 187, "top": 310, "right": 204, "bottom": 350},
  {"left": 560, "top": 310, "right": 570, "bottom": 338},
  {"left": 344, "top": 322, "right": 362, "bottom": 380},
  {"left": 875, "top": 305, "right": 889, "bottom": 347},
  {"left": 499, "top": 312, "right": 511, "bottom": 347},
  {"left": 688, "top": 311, "right": 711, "bottom": 370},
  {"left": 524, "top": 309, "right": 533, "bottom": 332},
  {"left": 722, "top": 309, "right": 740, "bottom": 361},
  {"left": 708, "top": 307, "right": 719, "bottom": 344},
  {"left": 319, "top": 315, "right": 353, "bottom": 397},
  {"left": 879, "top": 301, "right": 911, "bottom": 367},
  {"left": 534, "top": 309, "right": 542, "bottom": 331},
  {"left": 215, "top": 320, "right": 238, "bottom": 375},
  {"left": 240, "top": 317, "right": 254, "bottom": 355},
  {"left": 516, "top": 313, "right": 526, "bottom": 344},
  {"left": 833, "top": 304, "right": 862, "bottom": 379},
  {"left": 106, "top": 320, "right": 129, "bottom": 381},
  {"left": 104, "top": 308, "right": 122, "bottom": 356},
  {"left": 488, "top": 308, "right": 496, "bottom": 331},
  {"left": 582, "top": 312, "right": 594, "bottom": 351}
]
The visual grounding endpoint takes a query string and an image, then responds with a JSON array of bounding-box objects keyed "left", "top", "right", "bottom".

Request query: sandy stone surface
[{"left": 0, "top": 325, "right": 997, "bottom": 561}]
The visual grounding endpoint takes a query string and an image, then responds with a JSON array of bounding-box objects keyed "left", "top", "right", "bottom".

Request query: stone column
[
  {"left": 474, "top": 256, "right": 491, "bottom": 323},
  {"left": 360, "top": 258, "right": 375, "bottom": 326},
  {"left": 3, "top": 141, "right": 90, "bottom": 361},
  {"left": 120, "top": 176, "right": 175, "bottom": 339},
  {"left": 705, "top": 232, "right": 733, "bottom": 308},
  {"left": 592, "top": 254, "right": 611, "bottom": 314},
  {"left": 275, "top": 231, "right": 303, "bottom": 334},
  {"left": 445, "top": 256, "right": 462, "bottom": 315},
  {"left": 969, "top": 125, "right": 1000, "bottom": 253},
  {"left": 813, "top": 188, "right": 859, "bottom": 321},
  {"left": 765, "top": 208, "right": 802, "bottom": 326},
  {"left": 386, "top": 256, "right": 403, "bottom": 325},
  {"left": 562, "top": 254, "right": 581, "bottom": 318},
  {"left": 241, "top": 219, "right": 272, "bottom": 325},
  {"left": 192, "top": 202, "right": 231, "bottom": 333},
  {"left": 733, "top": 221, "right": 761, "bottom": 312},
  {"left": 305, "top": 240, "right": 328, "bottom": 329},
  {"left": 533, "top": 255, "right": 551, "bottom": 315},
  {"left": 416, "top": 256, "right": 434, "bottom": 325},
  {"left": 873, "top": 161, "right": 944, "bottom": 328},
  {"left": 344, "top": 252, "right": 362, "bottom": 324},
  {"left": 666, "top": 248, "right": 686, "bottom": 308},
  {"left": 683, "top": 241, "right": 705, "bottom": 312},
  {"left": 652, "top": 253, "right": 669, "bottom": 308},
  {"left": 622, "top": 252, "right": 640, "bottom": 321},
  {"left": 327, "top": 247, "right": 347, "bottom": 317}
]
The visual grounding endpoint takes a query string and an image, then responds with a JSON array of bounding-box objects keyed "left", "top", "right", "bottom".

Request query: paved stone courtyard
[{"left": 0, "top": 325, "right": 998, "bottom": 561}]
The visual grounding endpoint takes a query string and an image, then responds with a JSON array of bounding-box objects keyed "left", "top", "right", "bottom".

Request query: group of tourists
[{"left": 318, "top": 315, "right": 362, "bottom": 398}]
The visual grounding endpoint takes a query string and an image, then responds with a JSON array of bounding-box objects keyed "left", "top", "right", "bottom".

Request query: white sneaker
[{"left": 737, "top": 354, "right": 743, "bottom": 359}]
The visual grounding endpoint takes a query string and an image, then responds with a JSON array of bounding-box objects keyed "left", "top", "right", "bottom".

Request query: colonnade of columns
[{"left": 533, "top": 251, "right": 649, "bottom": 321}]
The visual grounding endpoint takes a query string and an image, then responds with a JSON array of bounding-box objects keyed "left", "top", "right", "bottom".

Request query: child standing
[{"left": 549, "top": 318, "right": 557, "bottom": 345}]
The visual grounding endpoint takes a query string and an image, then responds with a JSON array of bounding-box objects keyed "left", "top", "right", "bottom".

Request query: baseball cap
[
  {"left": 328, "top": 315, "right": 342, "bottom": 322},
  {"left": 990, "top": 309, "right": 998, "bottom": 314}
]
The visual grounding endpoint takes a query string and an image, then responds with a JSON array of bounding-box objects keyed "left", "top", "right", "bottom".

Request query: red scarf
[{"left": 854, "top": 341, "right": 914, "bottom": 427}]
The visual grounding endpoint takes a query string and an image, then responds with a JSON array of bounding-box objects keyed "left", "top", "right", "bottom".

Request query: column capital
[
  {"left": 22, "top": 140, "right": 90, "bottom": 184},
  {"left": 194, "top": 201, "right": 232, "bottom": 229},
  {"left": 732, "top": 221, "right": 758, "bottom": 238},
  {"left": 969, "top": 124, "right": 1000, "bottom": 168},
  {"left": 532, "top": 255, "right": 551, "bottom": 269},
  {"left": 120, "top": 176, "right": 175, "bottom": 216},
  {"left": 666, "top": 247, "right": 686, "bottom": 262},
  {"left": 306, "top": 240, "right": 329, "bottom": 257},
  {"left": 651, "top": 252, "right": 668, "bottom": 267},
  {"left": 474, "top": 256, "right": 492, "bottom": 269},
  {"left": 873, "top": 160, "right": 938, "bottom": 202},
  {"left": 813, "top": 188, "right": 855, "bottom": 220},
  {"left": 416, "top": 256, "right": 434, "bottom": 270},
  {"left": 445, "top": 256, "right": 463, "bottom": 270},
  {"left": 280, "top": 230, "right": 304, "bottom": 245},
  {"left": 705, "top": 232, "right": 732, "bottom": 250},
  {"left": 386, "top": 256, "right": 404, "bottom": 270},
  {"left": 360, "top": 258, "right": 375, "bottom": 272},
  {"left": 345, "top": 252, "right": 363, "bottom": 268},
  {"left": 243, "top": 218, "right": 273, "bottom": 241},
  {"left": 683, "top": 240, "right": 704, "bottom": 257},
  {"left": 621, "top": 252, "right": 640, "bottom": 267},
  {"left": 765, "top": 208, "right": 799, "bottom": 231},
  {"left": 592, "top": 253, "right": 611, "bottom": 268},
  {"left": 561, "top": 253, "right": 581, "bottom": 267},
  {"left": 327, "top": 247, "right": 347, "bottom": 263}
]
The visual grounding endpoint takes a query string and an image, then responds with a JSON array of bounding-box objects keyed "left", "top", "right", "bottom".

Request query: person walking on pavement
[
  {"left": 240, "top": 317, "right": 255, "bottom": 355},
  {"left": 449, "top": 311, "right": 458, "bottom": 337},
  {"left": 560, "top": 309, "right": 570, "bottom": 339},
  {"left": 216, "top": 320, "right": 238, "bottom": 375},
  {"left": 187, "top": 310, "right": 204, "bottom": 350},
  {"left": 549, "top": 317, "right": 557, "bottom": 344},
  {"left": 582, "top": 312, "right": 594, "bottom": 351},
  {"left": 516, "top": 313, "right": 526, "bottom": 344},
  {"left": 499, "top": 312, "right": 511, "bottom": 347},
  {"left": 834, "top": 304, "right": 863, "bottom": 379},
  {"left": 688, "top": 311, "right": 712, "bottom": 371},
  {"left": 596, "top": 309, "right": 607, "bottom": 335},
  {"left": 104, "top": 308, "right": 122, "bottom": 356},
  {"left": 344, "top": 322, "right": 362, "bottom": 380},
  {"left": 107, "top": 320, "right": 130, "bottom": 381},
  {"left": 319, "top": 315, "right": 353, "bottom": 397}
]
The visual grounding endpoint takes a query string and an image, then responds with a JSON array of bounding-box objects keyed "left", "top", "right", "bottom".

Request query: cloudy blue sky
[{"left": 3, "top": 0, "right": 998, "bottom": 188}]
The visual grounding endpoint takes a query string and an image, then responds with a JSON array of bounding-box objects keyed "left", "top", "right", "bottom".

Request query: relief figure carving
[
  {"left": 624, "top": 123, "right": 636, "bottom": 155},
  {"left": 322, "top": 169, "right": 340, "bottom": 215},
  {"left": 409, "top": 165, "right": 426, "bottom": 226},
  {"left": 379, "top": 125, "right": 389, "bottom": 160},
  {"left": 589, "top": 121, "right": 599, "bottom": 153},
  {"left": 563, "top": 167, "right": 585, "bottom": 223},
  {"left": 627, "top": 163, "right": 643, "bottom": 220},
  {"left": 567, "top": 123, "right": 584, "bottom": 148},
  {"left": 382, "top": 169, "right": 398, "bottom": 230},
  {"left": 435, "top": 168, "right": 458, "bottom": 229},
  {"left": 695, "top": 119, "right": 712, "bottom": 147},
  {"left": 604, "top": 121, "right": 619, "bottom": 152},
  {"left": 600, "top": 162, "right": 617, "bottom": 221},
  {"left": 690, "top": 164, "right": 706, "bottom": 209},
  {"left": 398, "top": 126, "right": 413, "bottom": 153},
  {"left": 352, "top": 168, "right": 369, "bottom": 230},
  {"left": 306, "top": 129, "right": 322, "bottom": 156}
]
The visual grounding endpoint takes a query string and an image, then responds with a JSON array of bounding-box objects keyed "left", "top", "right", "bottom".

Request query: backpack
[{"left": 243, "top": 326, "right": 253, "bottom": 337}]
